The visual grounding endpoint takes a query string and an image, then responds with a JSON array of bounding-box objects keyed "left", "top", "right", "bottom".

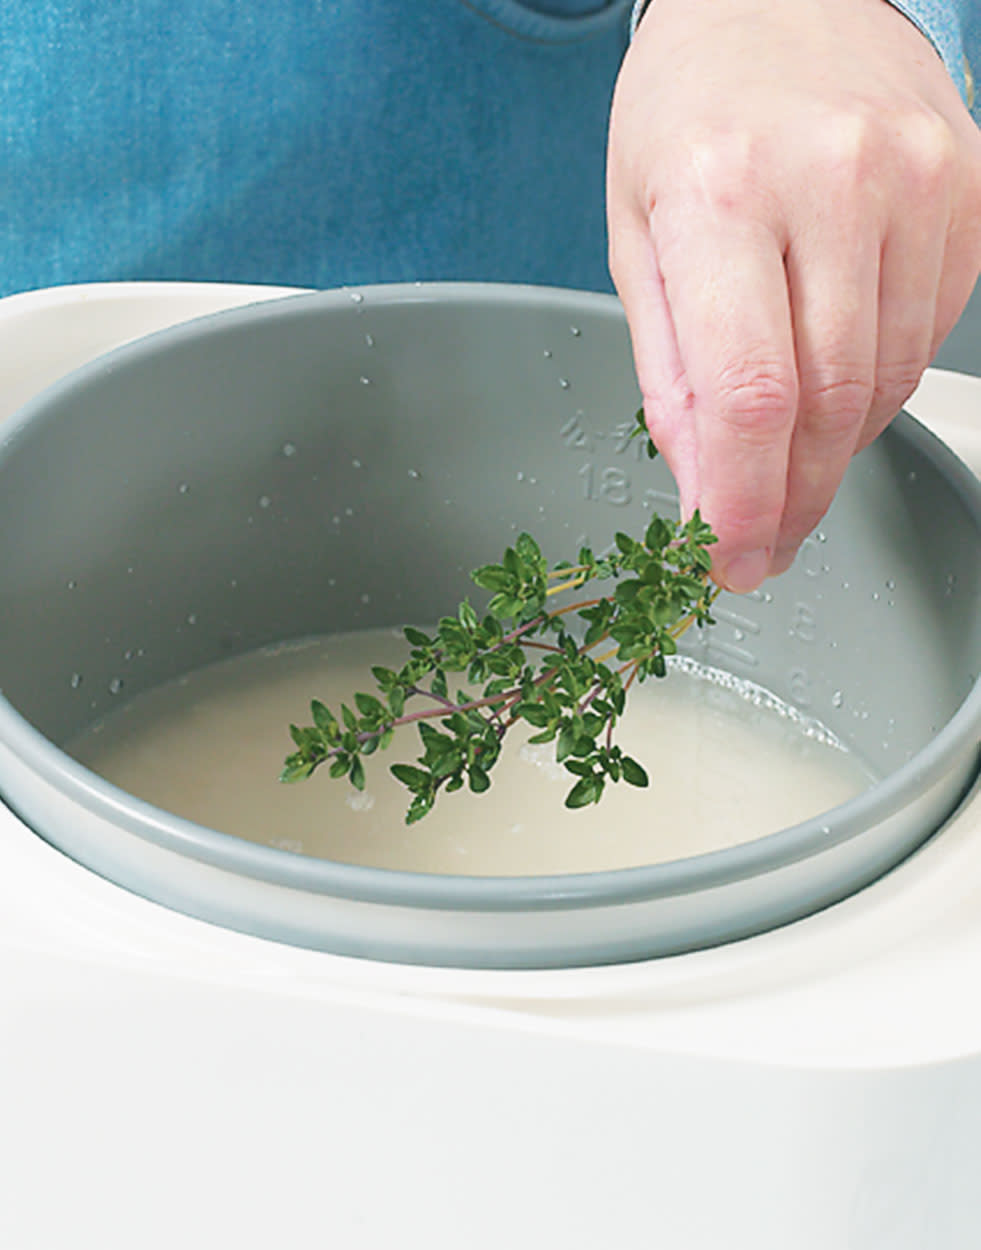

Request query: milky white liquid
[{"left": 67, "top": 629, "right": 874, "bottom": 876}]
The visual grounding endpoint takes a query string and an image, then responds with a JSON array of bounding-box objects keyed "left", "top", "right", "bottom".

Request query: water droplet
[
  {"left": 528, "top": 476, "right": 538, "bottom": 485},
  {"left": 820, "top": 825, "right": 831, "bottom": 837},
  {"left": 331, "top": 515, "right": 341, "bottom": 525},
  {"left": 345, "top": 506, "right": 355, "bottom": 516},
  {"left": 763, "top": 592, "right": 773, "bottom": 604},
  {"left": 359, "top": 376, "right": 371, "bottom": 386},
  {"left": 364, "top": 333, "right": 375, "bottom": 348},
  {"left": 841, "top": 581, "right": 850, "bottom": 591},
  {"left": 907, "top": 470, "right": 918, "bottom": 483},
  {"left": 108, "top": 677, "right": 124, "bottom": 695},
  {"left": 230, "top": 578, "right": 238, "bottom": 588},
  {"left": 258, "top": 495, "right": 271, "bottom": 509},
  {"left": 327, "top": 577, "right": 336, "bottom": 587},
  {"left": 871, "top": 591, "right": 880, "bottom": 601},
  {"left": 66, "top": 579, "right": 77, "bottom": 590},
  {"left": 885, "top": 579, "right": 896, "bottom": 590},
  {"left": 360, "top": 593, "right": 371, "bottom": 605},
  {"left": 126, "top": 566, "right": 134, "bottom": 575},
  {"left": 516, "top": 471, "right": 525, "bottom": 482},
  {"left": 831, "top": 690, "right": 843, "bottom": 708},
  {"left": 70, "top": 672, "right": 83, "bottom": 690},
  {"left": 733, "top": 629, "right": 745, "bottom": 642},
  {"left": 352, "top": 458, "right": 362, "bottom": 469},
  {"left": 123, "top": 649, "right": 134, "bottom": 661},
  {"left": 570, "top": 325, "right": 581, "bottom": 337},
  {"left": 559, "top": 378, "right": 570, "bottom": 389},
  {"left": 282, "top": 441, "right": 297, "bottom": 458},
  {"left": 186, "top": 613, "right": 197, "bottom": 626},
  {"left": 407, "top": 469, "right": 421, "bottom": 480},
  {"left": 543, "top": 349, "right": 552, "bottom": 359},
  {"left": 349, "top": 291, "right": 363, "bottom": 304},
  {"left": 816, "top": 531, "right": 827, "bottom": 543},
  {"left": 178, "top": 482, "right": 189, "bottom": 495}
]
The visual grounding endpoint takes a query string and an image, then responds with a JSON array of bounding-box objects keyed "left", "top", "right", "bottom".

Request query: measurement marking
[
  {"left": 713, "top": 607, "right": 762, "bottom": 635},
  {"left": 706, "top": 640, "right": 759, "bottom": 668}
]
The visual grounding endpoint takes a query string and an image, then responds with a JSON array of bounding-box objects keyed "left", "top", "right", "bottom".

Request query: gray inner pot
[{"left": 0, "top": 283, "right": 978, "bottom": 969}]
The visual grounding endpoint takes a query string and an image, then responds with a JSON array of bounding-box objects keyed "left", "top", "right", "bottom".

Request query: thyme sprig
[{"left": 281, "top": 417, "right": 718, "bottom": 823}]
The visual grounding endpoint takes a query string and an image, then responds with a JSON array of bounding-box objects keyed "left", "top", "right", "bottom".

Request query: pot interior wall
[{"left": 0, "top": 288, "right": 977, "bottom": 788}]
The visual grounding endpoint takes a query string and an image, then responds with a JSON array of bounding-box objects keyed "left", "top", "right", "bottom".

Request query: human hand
[{"left": 608, "top": 0, "right": 981, "bottom": 592}]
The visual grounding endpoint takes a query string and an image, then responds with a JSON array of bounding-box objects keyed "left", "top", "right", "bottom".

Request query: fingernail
[{"left": 721, "top": 548, "right": 770, "bottom": 594}]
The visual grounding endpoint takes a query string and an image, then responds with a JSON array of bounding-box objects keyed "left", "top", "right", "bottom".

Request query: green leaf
[
  {"left": 565, "top": 775, "right": 602, "bottom": 809},
  {"left": 471, "top": 564, "right": 510, "bottom": 592},
  {"left": 310, "top": 700, "right": 336, "bottom": 736},
  {"left": 349, "top": 757, "right": 366, "bottom": 791},
  {"left": 516, "top": 702, "right": 550, "bottom": 728},
  {"left": 555, "top": 723, "right": 577, "bottom": 763},
  {"left": 621, "top": 757, "right": 649, "bottom": 788},
  {"left": 403, "top": 626, "right": 431, "bottom": 647},
  {"left": 390, "top": 763, "right": 429, "bottom": 792},
  {"left": 354, "top": 691, "right": 386, "bottom": 719},
  {"left": 469, "top": 764, "right": 491, "bottom": 794},
  {"left": 279, "top": 760, "right": 315, "bottom": 783}
]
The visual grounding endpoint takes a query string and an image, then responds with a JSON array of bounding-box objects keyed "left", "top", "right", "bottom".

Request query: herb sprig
[{"left": 281, "top": 412, "right": 718, "bottom": 823}]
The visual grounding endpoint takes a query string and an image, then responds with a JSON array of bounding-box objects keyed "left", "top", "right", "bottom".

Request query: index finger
[{"left": 653, "top": 200, "right": 798, "bottom": 592}]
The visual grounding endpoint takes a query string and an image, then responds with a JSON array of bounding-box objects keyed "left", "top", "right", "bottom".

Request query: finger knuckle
[
  {"left": 799, "top": 372, "right": 874, "bottom": 433},
  {"left": 900, "top": 111, "right": 957, "bottom": 195},
  {"left": 813, "top": 105, "right": 880, "bottom": 187},
  {"left": 872, "top": 358, "right": 926, "bottom": 408},
  {"left": 681, "top": 128, "right": 762, "bottom": 213},
  {"left": 710, "top": 362, "right": 797, "bottom": 441}
]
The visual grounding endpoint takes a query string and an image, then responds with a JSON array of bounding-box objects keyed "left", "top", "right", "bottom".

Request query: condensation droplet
[
  {"left": 885, "top": 579, "right": 896, "bottom": 590},
  {"left": 407, "top": 468, "right": 421, "bottom": 480},
  {"left": 763, "top": 592, "right": 773, "bottom": 604},
  {"left": 907, "top": 470, "right": 918, "bottom": 483},
  {"left": 558, "top": 378, "right": 570, "bottom": 389},
  {"left": 186, "top": 613, "right": 197, "bottom": 626},
  {"left": 364, "top": 333, "right": 375, "bottom": 348},
  {"left": 352, "top": 458, "right": 362, "bottom": 469},
  {"left": 543, "top": 349, "right": 552, "bottom": 359},
  {"left": 178, "top": 482, "right": 189, "bottom": 495},
  {"left": 570, "top": 325, "right": 581, "bottom": 337},
  {"left": 871, "top": 591, "right": 880, "bottom": 601},
  {"left": 345, "top": 506, "right": 355, "bottom": 516},
  {"left": 359, "top": 376, "right": 371, "bottom": 386},
  {"left": 258, "top": 495, "right": 271, "bottom": 509},
  {"left": 816, "top": 531, "right": 827, "bottom": 543},
  {"left": 282, "top": 441, "right": 297, "bottom": 458},
  {"left": 516, "top": 471, "right": 525, "bottom": 482},
  {"left": 70, "top": 672, "right": 83, "bottom": 690},
  {"left": 831, "top": 690, "right": 843, "bottom": 708},
  {"left": 349, "top": 291, "right": 363, "bottom": 304},
  {"left": 66, "top": 579, "right": 77, "bottom": 590},
  {"left": 108, "top": 677, "right": 124, "bottom": 695},
  {"left": 328, "top": 577, "right": 336, "bottom": 587},
  {"left": 360, "top": 593, "right": 371, "bottom": 605}
]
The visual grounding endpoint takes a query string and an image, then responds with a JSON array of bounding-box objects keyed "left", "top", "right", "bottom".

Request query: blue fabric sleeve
[{"left": 886, "top": 1, "right": 977, "bottom": 112}]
